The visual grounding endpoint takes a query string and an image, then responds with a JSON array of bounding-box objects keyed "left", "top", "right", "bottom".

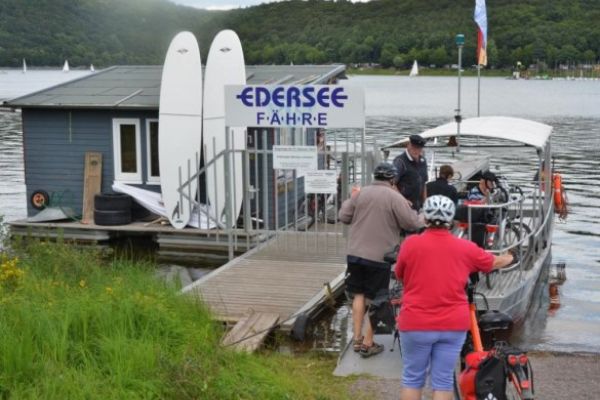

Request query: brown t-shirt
[{"left": 338, "top": 181, "right": 424, "bottom": 263}]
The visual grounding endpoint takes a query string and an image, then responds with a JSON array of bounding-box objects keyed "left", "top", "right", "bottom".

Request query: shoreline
[{"left": 350, "top": 350, "right": 600, "bottom": 400}]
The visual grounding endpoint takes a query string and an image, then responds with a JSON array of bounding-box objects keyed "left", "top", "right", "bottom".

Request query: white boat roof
[{"left": 385, "top": 116, "right": 553, "bottom": 149}]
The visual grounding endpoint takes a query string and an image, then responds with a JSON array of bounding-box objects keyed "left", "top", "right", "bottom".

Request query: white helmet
[{"left": 423, "top": 195, "right": 456, "bottom": 226}]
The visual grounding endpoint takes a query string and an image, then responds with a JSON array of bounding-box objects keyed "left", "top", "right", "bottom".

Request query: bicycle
[
  {"left": 454, "top": 180, "right": 533, "bottom": 268},
  {"left": 454, "top": 275, "right": 535, "bottom": 400}
]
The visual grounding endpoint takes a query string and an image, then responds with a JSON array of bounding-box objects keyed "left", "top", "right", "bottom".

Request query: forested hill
[{"left": 1, "top": 0, "right": 599, "bottom": 69}]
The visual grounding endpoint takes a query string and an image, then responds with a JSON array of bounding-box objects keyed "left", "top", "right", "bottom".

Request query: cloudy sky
[{"left": 171, "top": 0, "right": 370, "bottom": 11}]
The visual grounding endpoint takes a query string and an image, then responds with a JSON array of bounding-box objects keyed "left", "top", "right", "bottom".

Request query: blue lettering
[
  {"left": 287, "top": 87, "right": 301, "bottom": 108},
  {"left": 256, "top": 112, "right": 266, "bottom": 124},
  {"left": 270, "top": 111, "right": 281, "bottom": 125},
  {"left": 272, "top": 87, "right": 285, "bottom": 107},
  {"left": 285, "top": 112, "right": 297, "bottom": 125},
  {"left": 302, "top": 113, "right": 312, "bottom": 125},
  {"left": 317, "top": 113, "right": 327, "bottom": 125},
  {"left": 317, "top": 87, "right": 330, "bottom": 107},
  {"left": 237, "top": 85, "right": 347, "bottom": 109},
  {"left": 331, "top": 87, "right": 347, "bottom": 108},
  {"left": 256, "top": 87, "right": 271, "bottom": 107},
  {"left": 237, "top": 87, "right": 253, "bottom": 107},
  {"left": 302, "top": 86, "right": 316, "bottom": 107}
]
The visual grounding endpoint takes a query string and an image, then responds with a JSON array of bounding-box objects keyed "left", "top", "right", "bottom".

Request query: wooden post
[{"left": 81, "top": 152, "right": 102, "bottom": 224}]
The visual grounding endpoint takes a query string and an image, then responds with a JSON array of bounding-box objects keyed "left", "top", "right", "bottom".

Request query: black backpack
[{"left": 475, "top": 353, "right": 507, "bottom": 400}]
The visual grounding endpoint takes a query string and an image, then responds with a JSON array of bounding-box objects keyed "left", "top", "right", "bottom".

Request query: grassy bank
[
  {"left": 347, "top": 67, "right": 513, "bottom": 77},
  {"left": 0, "top": 239, "right": 355, "bottom": 399}
]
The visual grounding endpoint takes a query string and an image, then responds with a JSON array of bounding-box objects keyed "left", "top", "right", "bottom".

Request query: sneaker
[
  {"left": 353, "top": 336, "right": 364, "bottom": 352},
  {"left": 359, "top": 342, "right": 384, "bottom": 358}
]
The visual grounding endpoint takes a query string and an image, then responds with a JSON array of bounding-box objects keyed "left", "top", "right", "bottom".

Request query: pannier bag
[
  {"left": 368, "top": 289, "right": 396, "bottom": 334},
  {"left": 459, "top": 351, "right": 507, "bottom": 400}
]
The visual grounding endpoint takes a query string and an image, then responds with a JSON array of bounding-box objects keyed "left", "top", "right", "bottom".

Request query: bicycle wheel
[
  {"left": 504, "top": 221, "right": 534, "bottom": 269},
  {"left": 505, "top": 378, "right": 522, "bottom": 400}
]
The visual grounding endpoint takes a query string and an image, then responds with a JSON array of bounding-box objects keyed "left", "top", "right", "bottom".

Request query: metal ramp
[{"left": 182, "top": 230, "right": 347, "bottom": 330}]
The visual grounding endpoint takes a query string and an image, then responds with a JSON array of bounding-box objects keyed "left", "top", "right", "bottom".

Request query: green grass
[{"left": 0, "top": 240, "right": 356, "bottom": 399}]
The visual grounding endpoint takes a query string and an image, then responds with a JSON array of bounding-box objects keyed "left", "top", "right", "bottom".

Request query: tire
[
  {"left": 30, "top": 190, "right": 50, "bottom": 210},
  {"left": 94, "top": 209, "right": 131, "bottom": 226},
  {"left": 94, "top": 193, "right": 132, "bottom": 211}
]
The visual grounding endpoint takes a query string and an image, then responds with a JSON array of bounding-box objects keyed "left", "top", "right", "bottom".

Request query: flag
[{"left": 474, "top": 0, "right": 488, "bottom": 66}]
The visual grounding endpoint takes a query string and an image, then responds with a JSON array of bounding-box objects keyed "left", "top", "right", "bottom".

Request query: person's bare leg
[
  {"left": 400, "top": 387, "right": 422, "bottom": 400},
  {"left": 363, "top": 310, "right": 375, "bottom": 346},
  {"left": 352, "top": 294, "right": 365, "bottom": 340},
  {"left": 432, "top": 390, "right": 453, "bottom": 400}
]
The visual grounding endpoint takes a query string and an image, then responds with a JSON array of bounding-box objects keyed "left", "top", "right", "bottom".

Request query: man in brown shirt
[{"left": 339, "top": 162, "right": 424, "bottom": 357}]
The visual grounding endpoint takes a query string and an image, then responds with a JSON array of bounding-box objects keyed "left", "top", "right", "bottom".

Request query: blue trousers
[{"left": 400, "top": 330, "right": 466, "bottom": 391}]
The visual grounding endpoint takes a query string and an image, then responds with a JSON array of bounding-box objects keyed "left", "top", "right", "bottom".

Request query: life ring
[{"left": 553, "top": 173, "right": 568, "bottom": 218}]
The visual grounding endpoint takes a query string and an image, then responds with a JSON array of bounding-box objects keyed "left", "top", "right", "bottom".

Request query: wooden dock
[
  {"left": 8, "top": 219, "right": 268, "bottom": 264},
  {"left": 182, "top": 230, "right": 348, "bottom": 331}
]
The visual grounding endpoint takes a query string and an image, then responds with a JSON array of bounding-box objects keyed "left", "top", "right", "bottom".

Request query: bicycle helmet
[
  {"left": 373, "top": 162, "right": 397, "bottom": 181},
  {"left": 423, "top": 195, "right": 456, "bottom": 226},
  {"left": 482, "top": 170, "right": 497, "bottom": 183}
]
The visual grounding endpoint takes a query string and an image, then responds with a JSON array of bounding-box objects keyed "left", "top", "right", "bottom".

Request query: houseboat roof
[
  {"left": 2, "top": 64, "right": 346, "bottom": 110},
  {"left": 384, "top": 116, "right": 553, "bottom": 150}
]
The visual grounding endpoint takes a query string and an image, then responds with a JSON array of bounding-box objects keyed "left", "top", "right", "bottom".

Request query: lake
[{"left": 1, "top": 74, "right": 599, "bottom": 353}]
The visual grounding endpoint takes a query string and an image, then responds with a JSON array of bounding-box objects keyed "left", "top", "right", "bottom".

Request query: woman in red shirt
[{"left": 395, "top": 195, "right": 514, "bottom": 400}]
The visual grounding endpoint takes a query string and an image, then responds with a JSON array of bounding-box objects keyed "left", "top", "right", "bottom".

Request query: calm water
[{"left": 1, "top": 75, "right": 599, "bottom": 352}]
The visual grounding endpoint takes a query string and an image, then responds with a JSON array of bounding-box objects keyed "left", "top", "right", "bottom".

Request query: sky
[{"left": 170, "top": 0, "right": 370, "bottom": 11}]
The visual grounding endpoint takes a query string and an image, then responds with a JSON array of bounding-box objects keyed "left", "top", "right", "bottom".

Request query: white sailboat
[
  {"left": 409, "top": 60, "right": 419, "bottom": 77},
  {"left": 22, "top": 59, "right": 27, "bottom": 73},
  {"left": 90, "top": 64, "right": 95, "bottom": 72},
  {"left": 62, "top": 60, "right": 70, "bottom": 72}
]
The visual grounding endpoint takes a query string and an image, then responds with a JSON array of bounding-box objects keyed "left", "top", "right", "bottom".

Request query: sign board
[
  {"left": 273, "top": 145, "right": 317, "bottom": 170},
  {"left": 304, "top": 170, "right": 338, "bottom": 194},
  {"left": 225, "top": 85, "right": 365, "bottom": 128}
]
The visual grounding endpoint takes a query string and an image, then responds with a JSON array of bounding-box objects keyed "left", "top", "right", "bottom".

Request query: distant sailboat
[
  {"left": 90, "top": 64, "right": 95, "bottom": 72},
  {"left": 22, "top": 59, "right": 27, "bottom": 73},
  {"left": 62, "top": 60, "right": 70, "bottom": 72},
  {"left": 409, "top": 60, "right": 419, "bottom": 77}
]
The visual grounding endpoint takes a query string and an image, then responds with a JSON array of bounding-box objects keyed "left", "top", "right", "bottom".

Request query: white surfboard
[
  {"left": 203, "top": 30, "right": 246, "bottom": 226},
  {"left": 159, "top": 31, "right": 203, "bottom": 229}
]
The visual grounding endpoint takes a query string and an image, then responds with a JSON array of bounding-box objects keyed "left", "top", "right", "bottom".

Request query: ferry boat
[{"left": 384, "top": 116, "right": 560, "bottom": 322}]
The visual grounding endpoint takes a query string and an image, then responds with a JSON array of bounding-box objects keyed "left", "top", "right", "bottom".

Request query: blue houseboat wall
[
  {"left": 22, "top": 106, "right": 319, "bottom": 228},
  {"left": 22, "top": 108, "right": 159, "bottom": 216}
]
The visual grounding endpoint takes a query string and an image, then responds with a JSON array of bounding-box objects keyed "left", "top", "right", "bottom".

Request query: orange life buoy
[
  {"left": 553, "top": 173, "right": 562, "bottom": 207},
  {"left": 553, "top": 173, "right": 568, "bottom": 219}
]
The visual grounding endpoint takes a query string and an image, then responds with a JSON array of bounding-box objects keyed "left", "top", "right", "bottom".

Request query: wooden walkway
[{"left": 182, "top": 230, "right": 348, "bottom": 331}]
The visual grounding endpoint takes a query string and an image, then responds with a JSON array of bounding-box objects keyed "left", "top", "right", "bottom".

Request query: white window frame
[
  {"left": 145, "top": 119, "right": 160, "bottom": 184},
  {"left": 112, "top": 118, "right": 142, "bottom": 183}
]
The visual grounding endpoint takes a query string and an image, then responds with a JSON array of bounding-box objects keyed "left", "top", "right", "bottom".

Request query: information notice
[
  {"left": 304, "top": 170, "right": 338, "bottom": 194},
  {"left": 272, "top": 145, "right": 317, "bottom": 170}
]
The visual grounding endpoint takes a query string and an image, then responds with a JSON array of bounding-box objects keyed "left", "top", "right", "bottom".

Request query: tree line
[{"left": 1, "top": 0, "right": 598, "bottom": 70}]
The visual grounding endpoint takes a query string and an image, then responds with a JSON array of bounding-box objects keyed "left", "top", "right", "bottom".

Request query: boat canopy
[{"left": 384, "top": 116, "right": 552, "bottom": 150}]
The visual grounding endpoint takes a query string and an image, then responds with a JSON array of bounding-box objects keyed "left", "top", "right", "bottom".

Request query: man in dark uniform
[
  {"left": 426, "top": 164, "right": 458, "bottom": 204},
  {"left": 393, "top": 134, "right": 428, "bottom": 211}
]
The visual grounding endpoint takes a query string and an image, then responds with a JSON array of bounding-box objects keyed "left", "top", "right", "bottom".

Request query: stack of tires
[{"left": 94, "top": 193, "right": 132, "bottom": 226}]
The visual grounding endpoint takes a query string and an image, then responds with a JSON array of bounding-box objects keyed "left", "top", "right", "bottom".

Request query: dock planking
[
  {"left": 182, "top": 231, "right": 348, "bottom": 330},
  {"left": 221, "top": 311, "right": 280, "bottom": 352}
]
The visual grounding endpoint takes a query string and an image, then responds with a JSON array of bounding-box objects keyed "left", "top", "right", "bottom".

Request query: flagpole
[
  {"left": 477, "top": 64, "right": 481, "bottom": 117},
  {"left": 455, "top": 34, "right": 464, "bottom": 154}
]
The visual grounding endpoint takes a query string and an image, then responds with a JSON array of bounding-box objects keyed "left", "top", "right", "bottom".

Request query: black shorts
[{"left": 345, "top": 256, "right": 391, "bottom": 300}]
